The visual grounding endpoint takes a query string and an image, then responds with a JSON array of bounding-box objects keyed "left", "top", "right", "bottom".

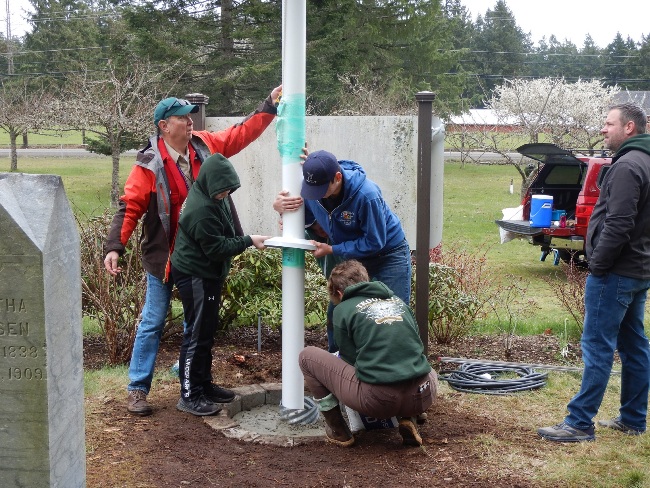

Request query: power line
[
  {"left": 0, "top": 0, "right": 217, "bottom": 29},
  {"left": 438, "top": 72, "right": 650, "bottom": 84},
  {"left": 5, "top": 46, "right": 108, "bottom": 56},
  {"left": 440, "top": 48, "right": 641, "bottom": 60}
]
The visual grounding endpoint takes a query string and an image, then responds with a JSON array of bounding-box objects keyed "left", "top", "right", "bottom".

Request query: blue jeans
[
  {"left": 565, "top": 272, "right": 650, "bottom": 432},
  {"left": 359, "top": 240, "right": 412, "bottom": 304},
  {"left": 128, "top": 272, "right": 173, "bottom": 394}
]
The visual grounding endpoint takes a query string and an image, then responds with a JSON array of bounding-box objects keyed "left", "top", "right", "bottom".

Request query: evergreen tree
[
  {"left": 118, "top": 0, "right": 281, "bottom": 116},
  {"left": 544, "top": 36, "right": 580, "bottom": 80},
  {"left": 21, "top": 0, "right": 113, "bottom": 82},
  {"left": 305, "top": 0, "right": 463, "bottom": 115},
  {"left": 621, "top": 36, "right": 642, "bottom": 89},
  {"left": 441, "top": 0, "right": 478, "bottom": 108},
  {"left": 636, "top": 35, "right": 650, "bottom": 90},
  {"left": 579, "top": 34, "right": 605, "bottom": 81},
  {"left": 603, "top": 33, "right": 630, "bottom": 87},
  {"left": 469, "top": 0, "right": 531, "bottom": 103},
  {"left": 527, "top": 36, "right": 548, "bottom": 81}
]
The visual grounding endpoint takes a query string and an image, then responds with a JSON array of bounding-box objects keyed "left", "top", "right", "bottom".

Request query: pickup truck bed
[{"left": 495, "top": 219, "right": 544, "bottom": 236}]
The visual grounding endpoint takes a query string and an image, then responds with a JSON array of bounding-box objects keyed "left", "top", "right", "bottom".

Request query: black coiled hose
[{"left": 438, "top": 362, "right": 548, "bottom": 395}]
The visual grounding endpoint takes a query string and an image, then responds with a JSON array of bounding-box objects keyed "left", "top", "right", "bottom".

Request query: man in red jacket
[{"left": 104, "top": 85, "right": 281, "bottom": 416}]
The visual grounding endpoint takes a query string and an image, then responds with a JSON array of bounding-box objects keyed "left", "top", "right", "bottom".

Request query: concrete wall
[{"left": 206, "top": 116, "right": 418, "bottom": 245}]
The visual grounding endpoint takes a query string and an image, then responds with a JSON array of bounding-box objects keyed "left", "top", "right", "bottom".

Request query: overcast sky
[
  {"left": 3, "top": 0, "right": 650, "bottom": 48},
  {"left": 461, "top": 0, "right": 649, "bottom": 48}
]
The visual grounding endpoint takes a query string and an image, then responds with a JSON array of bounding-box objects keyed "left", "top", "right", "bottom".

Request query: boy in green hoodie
[
  {"left": 299, "top": 260, "right": 437, "bottom": 447},
  {"left": 171, "top": 153, "right": 270, "bottom": 416}
]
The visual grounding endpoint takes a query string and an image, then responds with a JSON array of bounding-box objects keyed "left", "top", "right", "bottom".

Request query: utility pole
[{"left": 5, "top": 0, "right": 13, "bottom": 75}]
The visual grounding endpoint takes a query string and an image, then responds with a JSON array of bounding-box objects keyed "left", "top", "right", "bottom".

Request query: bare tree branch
[{"left": 54, "top": 59, "right": 185, "bottom": 206}]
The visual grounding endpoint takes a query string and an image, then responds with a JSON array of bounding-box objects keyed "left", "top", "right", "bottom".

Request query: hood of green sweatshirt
[
  {"left": 194, "top": 153, "right": 240, "bottom": 199},
  {"left": 614, "top": 133, "right": 650, "bottom": 162}
]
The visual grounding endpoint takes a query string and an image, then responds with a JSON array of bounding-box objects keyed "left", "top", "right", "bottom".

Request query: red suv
[{"left": 495, "top": 143, "right": 611, "bottom": 266}]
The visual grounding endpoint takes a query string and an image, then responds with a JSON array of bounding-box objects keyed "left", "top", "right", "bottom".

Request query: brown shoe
[
  {"left": 321, "top": 405, "right": 355, "bottom": 447},
  {"left": 127, "top": 390, "right": 153, "bottom": 416},
  {"left": 398, "top": 417, "right": 423, "bottom": 446}
]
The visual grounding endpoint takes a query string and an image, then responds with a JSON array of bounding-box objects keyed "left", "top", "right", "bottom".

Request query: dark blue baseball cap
[{"left": 301, "top": 150, "right": 341, "bottom": 200}]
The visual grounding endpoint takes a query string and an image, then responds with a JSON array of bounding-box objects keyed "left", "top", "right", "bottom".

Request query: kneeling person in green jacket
[
  {"left": 299, "top": 260, "right": 437, "bottom": 447},
  {"left": 171, "top": 153, "right": 270, "bottom": 416}
]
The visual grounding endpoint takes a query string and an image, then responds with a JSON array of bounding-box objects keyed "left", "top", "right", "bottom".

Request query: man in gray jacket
[{"left": 538, "top": 102, "right": 650, "bottom": 442}]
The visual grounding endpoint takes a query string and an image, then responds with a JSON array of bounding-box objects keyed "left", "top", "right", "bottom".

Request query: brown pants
[{"left": 299, "top": 346, "right": 437, "bottom": 419}]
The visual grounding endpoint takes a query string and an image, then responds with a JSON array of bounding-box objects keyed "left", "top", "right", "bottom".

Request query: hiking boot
[
  {"left": 321, "top": 405, "right": 355, "bottom": 447},
  {"left": 127, "top": 390, "right": 153, "bottom": 416},
  {"left": 537, "top": 421, "right": 595, "bottom": 442},
  {"left": 398, "top": 417, "right": 423, "bottom": 447},
  {"left": 598, "top": 417, "right": 644, "bottom": 436},
  {"left": 203, "top": 383, "right": 236, "bottom": 403},
  {"left": 176, "top": 395, "right": 221, "bottom": 416}
]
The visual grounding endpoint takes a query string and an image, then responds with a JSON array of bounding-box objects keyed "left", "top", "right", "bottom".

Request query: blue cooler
[{"left": 530, "top": 195, "right": 553, "bottom": 227}]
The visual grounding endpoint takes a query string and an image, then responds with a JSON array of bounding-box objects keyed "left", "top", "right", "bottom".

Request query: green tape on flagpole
[
  {"left": 282, "top": 247, "right": 305, "bottom": 268},
  {"left": 276, "top": 93, "right": 306, "bottom": 162}
]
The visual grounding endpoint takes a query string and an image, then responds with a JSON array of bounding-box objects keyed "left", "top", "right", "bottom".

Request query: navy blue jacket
[{"left": 304, "top": 160, "right": 405, "bottom": 259}]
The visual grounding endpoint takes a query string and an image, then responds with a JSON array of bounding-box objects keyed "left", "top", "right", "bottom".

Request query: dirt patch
[{"left": 84, "top": 328, "right": 579, "bottom": 487}]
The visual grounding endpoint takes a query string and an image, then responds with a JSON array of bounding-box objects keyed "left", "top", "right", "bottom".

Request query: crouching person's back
[{"left": 299, "top": 259, "right": 437, "bottom": 447}]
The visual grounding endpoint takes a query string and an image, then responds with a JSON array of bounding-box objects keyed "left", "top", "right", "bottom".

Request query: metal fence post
[
  {"left": 185, "top": 93, "right": 210, "bottom": 131},
  {"left": 415, "top": 91, "right": 436, "bottom": 355}
]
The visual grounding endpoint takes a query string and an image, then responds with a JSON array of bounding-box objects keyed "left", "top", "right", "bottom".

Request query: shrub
[
  {"left": 220, "top": 248, "right": 329, "bottom": 330},
  {"left": 546, "top": 261, "right": 587, "bottom": 334},
  {"left": 78, "top": 211, "right": 145, "bottom": 364},
  {"left": 416, "top": 247, "right": 495, "bottom": 344},
  {"left": 414, "top": 246, "right": 533, "bottom": 349},
  {"left": 78, "top": 211, "right": 329, "bottom": 362},
  {"left": 77, "top": 211, "right": 182, "bottom": 365}
]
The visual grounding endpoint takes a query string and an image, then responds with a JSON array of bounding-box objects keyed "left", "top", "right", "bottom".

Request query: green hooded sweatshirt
[
  {"left": 613, "top": 133, "right": 650, "bottom": 162},
  {"left": 333, "top": 281, "right": 431, "bottom": 384},
  {"left": 171, "top": 153, "right": 253, "bottom": 280}
]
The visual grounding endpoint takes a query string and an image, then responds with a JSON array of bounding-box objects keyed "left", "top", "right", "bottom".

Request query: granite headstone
[{"left": 0, "top": 173, "right": 85, "bottom": 487}]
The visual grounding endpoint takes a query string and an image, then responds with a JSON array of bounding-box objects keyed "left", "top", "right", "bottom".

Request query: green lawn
[
  {"left": 0, "top": 129, "right": 87, "bottom": 147},
  {"left": 0, "top": 154, "right": 131, "bottom": 217}
]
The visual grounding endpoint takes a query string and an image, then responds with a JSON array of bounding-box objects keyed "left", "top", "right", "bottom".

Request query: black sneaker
[
  {"left": 176, "top": 395, "right": 221, "bottom": 416},
  {"left": 203, "top": 383, "right": 236, "bottom": 403},
  {"left": 537, "top": 421, "right": 595, "bottom": 442},
  {"left": 598, "top": 417, "right": 644, "bottom": 436}
]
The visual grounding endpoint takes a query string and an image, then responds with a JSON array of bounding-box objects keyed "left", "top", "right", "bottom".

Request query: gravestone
[{"left": 0, "top": 173, "right": 86, "bottom": 487}]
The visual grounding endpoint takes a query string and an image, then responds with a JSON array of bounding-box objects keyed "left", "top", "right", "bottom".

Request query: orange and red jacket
[{"left": 104, "top": 96, "right": 277, "bottom": 281}]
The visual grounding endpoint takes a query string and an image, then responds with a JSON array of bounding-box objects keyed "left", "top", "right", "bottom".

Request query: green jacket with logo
[{"left": 333, "top": 281, "right": 431, "bottom": 384}]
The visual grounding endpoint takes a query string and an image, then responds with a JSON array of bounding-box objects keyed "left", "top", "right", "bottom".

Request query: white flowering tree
[
  {"left": 553, "top": 79, "right": 620, "bottom": 152},
  {"left": 489, "top": 78, "right": 563, "bottom": 145},
  {"left": 488, "top": 77, "right": 619, "bottom": 152},
  {"left": 446, "top": 78, "right": 620, "bottom": 186}
]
